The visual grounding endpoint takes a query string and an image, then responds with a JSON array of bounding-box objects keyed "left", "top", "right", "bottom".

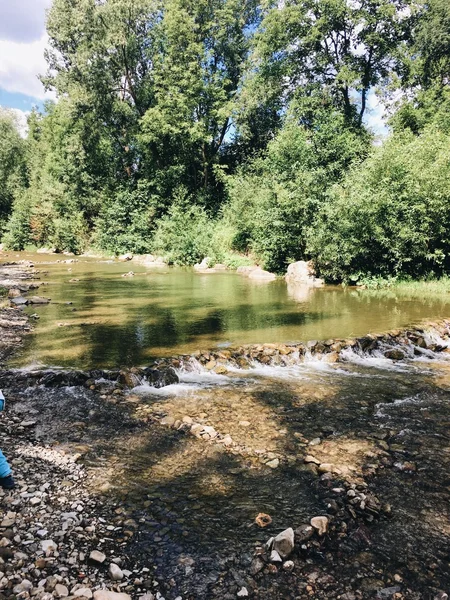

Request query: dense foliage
[{"left": 2, "top": 0, "right": 450, "bottom": 281}]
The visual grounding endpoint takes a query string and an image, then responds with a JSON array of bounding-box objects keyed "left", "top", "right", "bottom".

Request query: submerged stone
[{"left": 272, "top": 527, "right": 295, "bottom": 558}]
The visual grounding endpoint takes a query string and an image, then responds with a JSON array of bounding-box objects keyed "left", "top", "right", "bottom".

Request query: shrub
[
  {"left": 95, "top": 185, "right": 156, "bottom": 255},
  {"left": 309, "top": 125, "right": 450, "bottom": 281},
  {"left": 153, "top": 194, "right": 215, "bottom": 266}
]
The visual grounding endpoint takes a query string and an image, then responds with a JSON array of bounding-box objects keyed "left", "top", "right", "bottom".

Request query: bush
[
  {"left": 153, "top": 194, "right": 215, "bottom": 265},
  {"left": 2, "top": 193, "right": 32, "bottom": 250},
  {"left": 309, "top": 125, "right": 450, "bottom": 282},
  {"left": 95, "top": 185, "right": 156, "bottom": 255},
  {"left": 222, "top": 103, "right": 369, "bottom": 273}
]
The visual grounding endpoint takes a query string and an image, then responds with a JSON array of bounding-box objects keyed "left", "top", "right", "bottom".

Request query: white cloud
[
  {"left": 0, "top": 0, "right": 52, "bottom": 43},
  {"left": 0, "top": 34, "right": 55, "bottom": 100},
  {"left": 9, "top": 108, "right": 30, "bottom": 137}
]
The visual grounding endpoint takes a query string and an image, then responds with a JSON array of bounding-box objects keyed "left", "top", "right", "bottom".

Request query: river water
[
  {"left": 5, "top": 252, "right": 450, "bottom": 369},
  {"left": 2, "top": 252, "right": 450, "bottom": 599}
]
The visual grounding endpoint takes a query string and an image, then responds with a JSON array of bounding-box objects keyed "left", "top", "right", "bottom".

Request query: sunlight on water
[{"left": 5, "top": 251, "right": 450, "bottom": 369}]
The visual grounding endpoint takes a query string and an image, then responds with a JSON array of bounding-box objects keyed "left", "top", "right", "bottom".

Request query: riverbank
[
  {"left": 0, "top": 263, "right": 163, "bottom": 600},
  {"left": 0, "top": 261, "right": 38, "bottom": 364}
]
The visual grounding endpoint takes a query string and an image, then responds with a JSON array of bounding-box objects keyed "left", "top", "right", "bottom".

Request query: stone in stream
[
  {"left": 142, "top": 367, "right": 179, "bottom": 388},
  {"left": 248, "top": 267, "right": 276, "bottom": 281},
  {"left": 190, "top": 423, "right": 203, "bottom": 437},
  {"left": 272, "top": 527, "right": 295, "bottom": 558},
  {"left": 311, "top": 516, "right": 328, "bottom": 536},
  {"left": 94, "top": 592, "right": 132, "bottom": 600},
  {"left": 109, "top": 563, "right": 124, "bottom": 581},
  {"left": 384, "top": 349, "right": 405, "bottom": 360},
  {"left": 89, "top": 550, "right": 107, "bottom": 564},
  {"left": 29, "top": 295, "right": 51, "bottom": 304},
  {"left": 10, "top": 296, "right": 28, "bottom": 305},
  {"left": 202, "top": 425, "right": 218, "bottom": 439}
]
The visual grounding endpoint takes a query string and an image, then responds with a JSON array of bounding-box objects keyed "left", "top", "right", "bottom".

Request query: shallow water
[
  {"left": 2, "top": 252, "right": 450, "bottom": 596},
  {"left": 5, "top": 348, "right": 450, "bottom": 598},
  {"left": 4, "top": 251, "right": 450, "bottom": 369}
]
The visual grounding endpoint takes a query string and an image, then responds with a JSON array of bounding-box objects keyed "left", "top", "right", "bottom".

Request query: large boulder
[
  {"left": 285, "top": 261, "right": 324, "bottom": 287},
  {"left": 143, "top": 367, "right": 179, "bottom": 388},
  {"left": 248, "top": 267, "right": 276, "bottom": 281},
  {"left": 194, "top": 257, "right": 212, "bottom": 271}
]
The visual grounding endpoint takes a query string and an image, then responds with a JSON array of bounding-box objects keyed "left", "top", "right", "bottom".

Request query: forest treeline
[{"left": 1, "top": 0, "right": 450, "bottom": 282}]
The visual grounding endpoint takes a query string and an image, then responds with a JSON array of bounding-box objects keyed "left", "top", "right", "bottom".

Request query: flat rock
[
  {"left": 11, "top": 296, "right": 28, "bottom": 305},
  {"left": 28, "top": 296, "right": 51, "bottom": 304},
  {"left": 93, "top": 592, "right": 132, "bottom": 600}
]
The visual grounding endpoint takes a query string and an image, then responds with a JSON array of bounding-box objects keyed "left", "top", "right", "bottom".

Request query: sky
[
  {"left": 0, "top": 0, "right": 388, "bottom": 136},
  {"left": 0, "top": 0, "right": 54, "bottom": 132}
]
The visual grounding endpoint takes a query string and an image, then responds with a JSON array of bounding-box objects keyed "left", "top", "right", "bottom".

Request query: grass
[{"left": 356, "top": 276, "right": 450, "bottom": 300}]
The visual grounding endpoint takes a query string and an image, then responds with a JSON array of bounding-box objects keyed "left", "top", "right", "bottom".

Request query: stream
[{"left": 1, "top": 252, "right": 450, "bottom": 599}]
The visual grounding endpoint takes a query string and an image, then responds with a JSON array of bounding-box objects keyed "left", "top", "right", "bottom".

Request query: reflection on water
[{"left": 4, "top": 251, "right": 450, "bottom": 368}]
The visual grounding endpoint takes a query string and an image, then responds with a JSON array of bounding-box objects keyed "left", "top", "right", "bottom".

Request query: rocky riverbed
[
  {"left": 1, "top": 261, "right": 450, "bottom": 599},
  {"left": 0, "top": 262, "right": 39, "bottom": 364}
]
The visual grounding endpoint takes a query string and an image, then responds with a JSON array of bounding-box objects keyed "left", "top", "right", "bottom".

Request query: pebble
[
  {"left": 272, "top": 527, "right": 295, "bottom": 558},
  {"left": 55, "top": 584, "right": 70, "bottom": 598},
  {"left": 41, "top": 539, "right": 58, "bottom": 554},
  {"left": 93, "top": 592, "right": 132, "bottom": 600},
  {"left": 109, "top": 562, "right": 124, "bottom": 581},
  {"left": 270, "top": 550, "right": 282, "bottom": 563},
  {"left": 310, "top": 516, "right": 329, "bottom": 536},
  {"left": 90, "top": 550, "right": 107, "bottom": 564}
]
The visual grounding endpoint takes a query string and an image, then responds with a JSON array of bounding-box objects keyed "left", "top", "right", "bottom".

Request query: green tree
[
  {"left": 248, "top": 0, "right": 411, "bottom": 127},
  {"left": 0, "top": 110, "right": 27, "bottom": 235},
  {"left": 309, "top": 124, "right": 450, "bottom": 281},
  {"left": 224, "top": 97, "right": 369, "bottom": 272}
]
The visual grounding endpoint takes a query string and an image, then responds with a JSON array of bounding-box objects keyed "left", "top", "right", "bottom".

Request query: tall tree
[
  {"left": 0, "top": 110, "right": 27, "bottom": 233},
  {"left": 248, "top": 0, "right": 412, "bottom": 127},
  {"left": 139, "top": 0, "right": 260, "bottom": 209}
]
